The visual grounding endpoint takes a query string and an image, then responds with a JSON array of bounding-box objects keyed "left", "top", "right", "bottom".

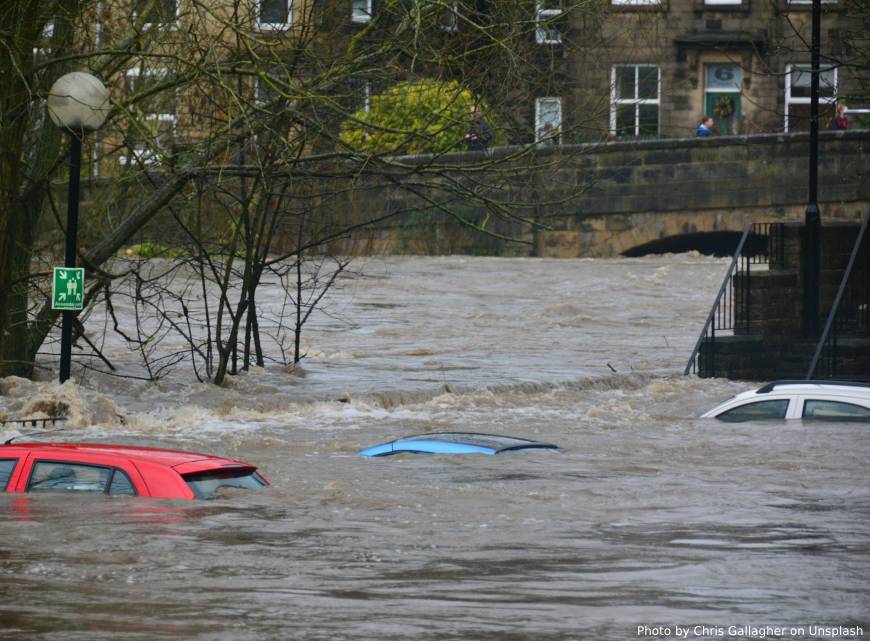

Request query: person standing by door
[{"left": 697, "top": 116, "right": 714, "bottom": 138}]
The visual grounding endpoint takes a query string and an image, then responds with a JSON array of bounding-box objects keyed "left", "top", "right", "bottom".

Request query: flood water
[{"left": 1, "top": 255, "right": 868, "bottom": 640}]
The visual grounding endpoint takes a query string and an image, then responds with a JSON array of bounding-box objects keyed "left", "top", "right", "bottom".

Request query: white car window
[
  {"left": 0, "top": 459, "right": 18, "bottom": 490},
  {"left": 28, "top": 461, "right": 111, "bottom": 493},
  {"left": 802, "top": 399, "right": 870, "bottom": 422},
  {"left": 716, "top": 399, "right": 790, "bottom": 422}
]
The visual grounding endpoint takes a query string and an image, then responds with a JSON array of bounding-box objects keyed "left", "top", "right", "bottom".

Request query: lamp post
[
  {"left": 803, "top": 0, "right": 822, "bottom": 338},
  {"left": 46, "top": 72, "right": 110, "bottom": 383}
]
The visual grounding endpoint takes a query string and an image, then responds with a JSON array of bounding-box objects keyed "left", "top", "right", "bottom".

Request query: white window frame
[
  {"left": 121, "top": 67, "right": 177, "bottom": 166},
  {"left": 132, "top": 0, "right": 179, "bottom": 29},
  {"left": 91, "top": 138, "right": 101, "bottom": 177},
  {"left": 535, "top": 1, "right": 562, "bottom": 44},
  {"left": 257, "top": 0, "right": 292, "bottom": 30},
  {"left": 704, "top": 0, "right": 741, "bottom": 5},
  {"left": 352, "top": 0, "right": 372, "bottom": 23},
  {"left": 361, "top": 80, "right": 371, "bottom": 113},
  {"left": 96, "top": 1, "right": 103, "bottom": 49},
  {"left": 611, "top": 0, "right": 660, "bottom": 6},
  {"left": 535, "top": 97, "right": 562, "bottom": 144},
  {"left": 610, "top": 64, "right": 661, "bottom": 137},
  {"left": 786, "top": 0, "right": 836, "bottom": 4},
  {"left": 783, "top": 63, "right": 838, "bottom": 132}
]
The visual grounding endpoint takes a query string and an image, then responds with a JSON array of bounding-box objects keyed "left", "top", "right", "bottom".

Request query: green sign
[{"left": 52, "top": 267, "right": 85, "bottom": 311}]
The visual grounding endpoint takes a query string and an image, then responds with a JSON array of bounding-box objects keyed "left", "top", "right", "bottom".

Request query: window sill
[
  {"left": 256, "top": 22, "right": 292, "bottom": 31},
  {"left": 778, "top": 0, "right": 843, "bottom": 12},
  {"left": 695, "top": 0, "right": 752, "bottom": 14},
  {"left": 609, "top": 1, "right": 667, "bottom": 12}
]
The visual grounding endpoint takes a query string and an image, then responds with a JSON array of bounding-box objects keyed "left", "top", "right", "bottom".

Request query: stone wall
[
  {"left": 334, "top": 129, "right": 870, "bottom": 257},
  {"left": 68, "top": 129, "right": 870, "bottom": 258}
]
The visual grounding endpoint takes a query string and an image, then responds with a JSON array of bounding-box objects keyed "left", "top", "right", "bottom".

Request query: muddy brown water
[{"left": 1, "top": 255, "right": 867, "bottom": 640}]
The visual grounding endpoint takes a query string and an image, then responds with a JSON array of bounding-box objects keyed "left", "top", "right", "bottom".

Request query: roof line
[{"left": 756, "top": 379, "right": 870, "bottom": 394}]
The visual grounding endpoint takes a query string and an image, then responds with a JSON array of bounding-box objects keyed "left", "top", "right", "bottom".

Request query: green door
[{"left": 705, "top": 93, "right": 741, "bottom": 135}]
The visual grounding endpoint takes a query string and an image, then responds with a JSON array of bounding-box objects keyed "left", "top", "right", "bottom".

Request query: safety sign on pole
[{"left": 52, "top": 267, "right": 85, "bottom": 311}]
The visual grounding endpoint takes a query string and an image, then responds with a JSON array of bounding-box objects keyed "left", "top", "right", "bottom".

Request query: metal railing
[
  {"left": 806, "top": 212, "right": 870, "bottom": 379},
  {"left": 685, "top": 222, "right": 778, "bottom": 376},
  {"left": 0, "top": 416, "right": 66, "bottom": 428}
]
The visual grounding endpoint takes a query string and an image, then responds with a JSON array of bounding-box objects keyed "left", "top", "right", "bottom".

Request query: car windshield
[
  {"left": 393, "top": 433, "right": 544, "bottom": 450},
  {"left": 183, "top": 469, "right": 266, "bottom": 499}
]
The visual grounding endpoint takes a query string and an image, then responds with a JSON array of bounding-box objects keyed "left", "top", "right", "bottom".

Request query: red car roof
[{"left": 2, "top": 443, "right": 246, "bottom": 470}]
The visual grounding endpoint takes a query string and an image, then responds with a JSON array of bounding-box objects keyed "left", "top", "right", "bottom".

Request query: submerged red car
[{"left": 0, "top": 443, "right": 267, "bottom": 500}]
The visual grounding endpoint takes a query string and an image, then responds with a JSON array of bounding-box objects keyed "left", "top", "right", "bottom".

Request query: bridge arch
[{"left": 622, "top": 230, "right": 747, "bottom": 257}]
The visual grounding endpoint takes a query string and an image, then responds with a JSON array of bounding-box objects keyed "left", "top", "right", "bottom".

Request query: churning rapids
[{"left": 1, "top": 255, "right": 867, "bottom": 641}]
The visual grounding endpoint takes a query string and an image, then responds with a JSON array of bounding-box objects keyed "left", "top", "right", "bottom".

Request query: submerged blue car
[{"left": 359, "top": 432, "right": 559, "bottom": 457}]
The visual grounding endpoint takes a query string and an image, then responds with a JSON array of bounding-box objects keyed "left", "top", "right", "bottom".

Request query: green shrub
[{"left": 339, "top": 79, "right": 487, "bottom": 155}]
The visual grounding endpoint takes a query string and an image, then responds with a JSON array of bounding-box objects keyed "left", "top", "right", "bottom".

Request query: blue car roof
[{"left": 359, "top": 432, "right": 559, "bottom": 457}]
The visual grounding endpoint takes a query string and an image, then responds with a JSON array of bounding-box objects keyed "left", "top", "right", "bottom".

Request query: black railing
[
  {"left": 685, "top": 222, "right": 778, "bottom": 376},
  {"left": 806, "top": 212, "right": 870, "bottom": 379},
  {"left": 1, "top": 416, "right": 67, "bottom": 445},
  {"left": 0, "top": 416, "right": 66, "bottom": 428}
]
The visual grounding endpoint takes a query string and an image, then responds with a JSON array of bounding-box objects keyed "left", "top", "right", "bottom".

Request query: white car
[{"left": 703, "top": 381, "right": 870, "bottom": 422}]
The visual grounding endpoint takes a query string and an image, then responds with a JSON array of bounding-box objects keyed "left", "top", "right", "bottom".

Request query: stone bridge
[{"left": 338, "top": 129, "right": 870, "bottom": 257}]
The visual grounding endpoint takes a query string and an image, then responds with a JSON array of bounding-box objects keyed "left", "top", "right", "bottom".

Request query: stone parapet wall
[
  {"left": 336, "top": 129, "right": 870, "bottom": 257},
  {"left": 66, "top": 130, "right": 870, "bottom": 258}
]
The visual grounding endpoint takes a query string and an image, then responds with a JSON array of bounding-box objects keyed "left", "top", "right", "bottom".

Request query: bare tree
[{"left": 1, "top": 0, "right": 615, "bottom": 382}]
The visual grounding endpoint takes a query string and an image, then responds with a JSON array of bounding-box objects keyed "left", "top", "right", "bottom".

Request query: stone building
[
  {"left": 47, "top": 0, "right": 867, "bottom": 171},
  {"left": 524, "top": 0, "right": 867, "bottom": 141},
  {"left": 265, "top": 0, "right": 868, "bottom": 144}
]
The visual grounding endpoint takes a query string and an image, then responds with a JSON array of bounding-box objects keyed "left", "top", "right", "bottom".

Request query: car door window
[
  {"left": 716, "top": 399, "right": 790, "bottom": 422},
  {"left": 0, "top": 459, "right": 18, "bottom": 490},
  {"left": 108, "top": 469, "right": 137, "bottom": 496},
  {"left": 803, "top": 400, "right": 870, "bottom": 422},
  {"left": 28, "top": 461, "right": 112, "bottom": 493}
]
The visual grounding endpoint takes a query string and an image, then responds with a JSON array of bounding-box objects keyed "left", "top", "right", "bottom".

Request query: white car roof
[
  {"left": 752, "top": 381, "right": 870, "bottom": 396},
  {"left": 703, "top": 380, "right": 870, "bottom": 418}
]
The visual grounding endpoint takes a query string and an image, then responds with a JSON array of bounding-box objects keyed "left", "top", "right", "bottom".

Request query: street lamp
[
  {"left": 803, "top": 0, "right": 822, "bottom": 338},
  {"left": 46, "top": 71, "right": 110, "bottom": 383}
]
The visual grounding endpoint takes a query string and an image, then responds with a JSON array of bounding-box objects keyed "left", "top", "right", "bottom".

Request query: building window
[
  {"left": 258, "top": 0, "right": 291, "bottom": 28},
  {"left": 611, "top": 65, "right": 660, "bottom": 137},
  {"left": 33, "top": 21, "right": 53, "bottom": 62},
  {"left": 535, "top": 1, "right": 562, "bottom": 44},
  {"left": 255, "top": 76, "right": 279, "bottom": 106},
  {"left": 441, "top": 1, "right": 459, "bottom": 32},
  {"left": 535, "top": 97, "right": 562, "bottom": 144},
  {"left": 132, "top": 0, "right": 178, "bottom": 27},
  {"left": 784, "top": 63, "right": 837, "bottom": 132},
  {"left": 352, "top": 0, "right": 372, "bottom": 22},
  {"left": 122, "top": 66, "right": 177, "bottom": 166}
]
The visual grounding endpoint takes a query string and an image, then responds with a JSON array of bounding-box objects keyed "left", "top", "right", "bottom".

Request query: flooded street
[{"left": 1, "top": 255, "right": 868, "bottom": 640}]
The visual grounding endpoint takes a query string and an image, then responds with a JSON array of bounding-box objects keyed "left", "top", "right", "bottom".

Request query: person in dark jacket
[{"left": 464, "top": 105, "right": 493, "bottom": 151}]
